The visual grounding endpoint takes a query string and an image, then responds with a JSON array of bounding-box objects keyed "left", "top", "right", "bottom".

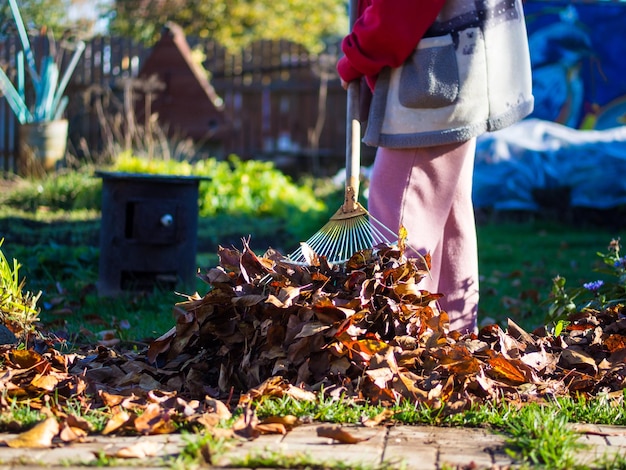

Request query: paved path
[{"left": 0, "top": 423, "right": 625, "bottom": 468}]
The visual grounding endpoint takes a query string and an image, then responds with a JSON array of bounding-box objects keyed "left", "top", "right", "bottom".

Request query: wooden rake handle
[
  {"left": 340, "top": 79, "right": 362, "bottom": 215},
  {"left": 337, "top": 0, "right": 363, "bottom": 218}
]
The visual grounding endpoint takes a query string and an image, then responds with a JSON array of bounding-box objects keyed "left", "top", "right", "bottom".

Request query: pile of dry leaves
[
  {"left": 2, "top": 239, "right": 626, "bottom": 446},
  {"left": 144, "top": 240, "right": 626, "bottom": 407}
]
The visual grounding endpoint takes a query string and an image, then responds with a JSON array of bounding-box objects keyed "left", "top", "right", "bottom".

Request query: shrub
[
  {"left": 545, "top": 238, "right": 626, "bottom": 327},
  {"left": 112, "top": 153, "right": 330, "bottom": 242}
]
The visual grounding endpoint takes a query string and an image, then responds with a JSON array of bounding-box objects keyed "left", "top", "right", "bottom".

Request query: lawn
[{"left": 476, "top": 218, "right": 624, "bottom": 330}]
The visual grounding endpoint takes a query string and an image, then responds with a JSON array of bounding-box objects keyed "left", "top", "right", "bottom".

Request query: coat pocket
[{"left": 398, "top": 34, "right": 460, "bottom": 109}]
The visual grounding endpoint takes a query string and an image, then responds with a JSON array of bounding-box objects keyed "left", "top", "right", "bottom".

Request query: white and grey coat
[{"left": 363, "top": 0, "right": 535, "bottom": 148}]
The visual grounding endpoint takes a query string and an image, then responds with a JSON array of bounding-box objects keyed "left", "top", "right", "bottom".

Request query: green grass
[{"left": 476, "top": 219, "right": 625, "bottom": 330}]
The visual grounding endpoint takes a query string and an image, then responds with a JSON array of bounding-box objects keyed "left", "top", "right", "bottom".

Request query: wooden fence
[{"left": 0, "top": 33, "right": 365, "bottom": 178}]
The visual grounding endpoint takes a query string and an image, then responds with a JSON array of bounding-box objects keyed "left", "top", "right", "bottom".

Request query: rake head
[{"left": 288, "top": 202, "right": 398, "bottom": 265}]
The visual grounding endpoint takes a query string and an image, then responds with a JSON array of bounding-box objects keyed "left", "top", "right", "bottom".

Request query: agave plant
[{"left": 0, "top": 0, "right": 85, "bottom": 124}]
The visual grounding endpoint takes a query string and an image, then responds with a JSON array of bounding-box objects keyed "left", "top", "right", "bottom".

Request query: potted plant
[{"left": 0, "top": 0, "right": 84, "bottom": 175}]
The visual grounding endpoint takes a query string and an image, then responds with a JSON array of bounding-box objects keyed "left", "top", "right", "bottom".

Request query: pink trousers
[{"left": 367, "top": 139, "right": 479, "bottom": 333}]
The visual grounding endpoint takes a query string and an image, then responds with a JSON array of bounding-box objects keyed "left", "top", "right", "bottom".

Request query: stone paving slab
[{"left": 0, "top": 423, "right": 625, "bottom": 469}]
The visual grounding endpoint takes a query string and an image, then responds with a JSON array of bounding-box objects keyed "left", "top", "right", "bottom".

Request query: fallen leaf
[
  {"left": 255, "top": 422, "right": 287, "bottom": 434},
  {"left": 59, "top": 424, "right": 88, "bottom": 442},
  {"left": 105, "top": 441, "right": 164, "bottom": 459},
  {"left": 102, "top": 408, "right": 132, "bottom": 435},
  {"left": 134, "top": 403, "right": 177, "bottom": 435},
  {"left": 560, "top": 348, "right": 598, "bottom": 375},
  {"left": 4, "top": 418, "right": 59, "bottom": 448},
  {"left": 261, "top": 415, "right": 299, "bottom": 430},
  {"left": 362, "top": 409, "right": 395, "bottom": 427},
  {"left": 316, "top": 425, "right": 369, "bottom": 444}
]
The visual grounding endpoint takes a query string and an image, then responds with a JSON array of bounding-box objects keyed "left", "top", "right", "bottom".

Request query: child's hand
[{"left": 341, "top": 79, "right": 349, "bottom": 90}]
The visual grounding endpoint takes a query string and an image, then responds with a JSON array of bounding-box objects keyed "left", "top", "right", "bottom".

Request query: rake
[
  {"left": 287, "top": 0, "right": 403, "bottom": 265},
  {"left": 288, "top": 76, "right": 399, "bottom": 265}
]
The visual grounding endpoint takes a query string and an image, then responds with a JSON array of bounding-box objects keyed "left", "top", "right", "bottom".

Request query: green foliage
[
  {"left": 545, "top": 238, "right": 626, "bottom": 327},
  {"left": 112, "top": 153, "right": 329, "bottom": 244},
  {"left": 7, "top": 242, "right": 178, "bottom": 345},
  {"left": 177, "top": 432, "right": 233, "bottom": 467},
  {"left": 0, "top": 239, "right": 41, "bottom": 340},
  {"left": 553, "top": 394, "right": 626, "bottom": 426},
  {"left": 256, "top": 393, "right": 385, "bottom": 424},
  {"left": 107, "top": 0, "right": 348, "bottom": 52},
  {"left": 0, "top": 0, "right": 69, "bottom": 37}
]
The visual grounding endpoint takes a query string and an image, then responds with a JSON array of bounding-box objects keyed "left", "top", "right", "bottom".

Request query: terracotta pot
[{"left": 18, "top": 119, "right": 68, "bottom": 176}]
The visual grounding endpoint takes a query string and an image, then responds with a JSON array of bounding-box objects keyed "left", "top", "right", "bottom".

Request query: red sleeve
[{"left": 337, "top": 0, "right": 446, "bottom": 83}]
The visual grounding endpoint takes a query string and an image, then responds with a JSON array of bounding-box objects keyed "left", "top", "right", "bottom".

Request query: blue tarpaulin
[{"left": 472, "top": 1, "right": 626, "bottom": 211}]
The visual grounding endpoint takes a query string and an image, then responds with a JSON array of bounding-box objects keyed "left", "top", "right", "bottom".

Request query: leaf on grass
[
  {"left": 102, "top": 408, "right": 132, "bottom": 435},
  {"left": 134, "top": 403, "right": 177, "bottom": 435},
  {"left": 316, "top": 425, "right": 369, "bottom": 444},
  {"left": 205, "top": 398, "right": 232, "bottom": 420},
  {"left": 66, "top": 414, "right": 94, "bottom": 432},
  {"left": 4, "top": 417, "right": 59, "bottom": 448}
]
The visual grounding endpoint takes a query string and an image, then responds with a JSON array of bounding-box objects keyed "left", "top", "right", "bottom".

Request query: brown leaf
[
  {"left": 59, "top": 424, "right": 88, "bottom": 442},
  {"left": 146, "top": 327, "right": 176, "bottom": 363},
  {"left": 362, "top": 409, "right": 395, "bottom": 427},
  {"left": 365, "top": 367, "right": 395, "bottom": 389},
  {"left": 102, "top": 408, "right": 132, "bottom": 435},
  {"left": 4, "top": 418, "right": 59, "bottom": 448},
  {"left": 105, "top": 441, "right": 164, "bottom": 459},
  {"left": 316, "top": 425, "right": 369, "bottom": 444},
  {"left": 9, "top": 350, "right": 45, "bottom": 370},
  {"left": 255, "top": 422, "right": 287, "bottom": 435},
  {"left": 232, "top": 406, "right": 260, "bottom": 439},
  {"left": 66, "top": 414, "right": 94, "bottom": 432},
  {"left": 560, "top": 348, "right": 598, "bottom": 375},
  {"left": 205, "top": 398, "right": 232, "bottom": 420},
  {"left": 134, "top": 403, "right": 177, "bottom": 435},
  {"left": 520, "top": 347, "right": 558, "bottom": 374},
  {"left": 486, "top": 354, "right": 530, "bottom": 385},
  {"left": 261, "top": 415, "right": 299, "bottom": 431},
  {"left": 605, "top": 334, "right": 626, "bottom": 353},
  {"left": 30, "top": 373, "right": 59, "bottom": 392}
]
